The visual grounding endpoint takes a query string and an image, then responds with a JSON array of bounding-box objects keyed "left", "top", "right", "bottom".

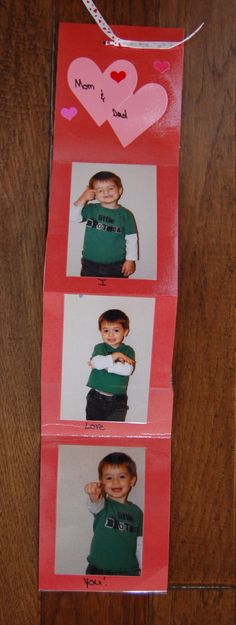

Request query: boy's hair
[
  {"left": 98, "top": 452, "right": 137, "bottom": 480},
  {"left": 98, "top": 309, "right": 129, "bottom": 331},
  {"left": 88, "top": 171, "right": 122, "bottom": 189}
]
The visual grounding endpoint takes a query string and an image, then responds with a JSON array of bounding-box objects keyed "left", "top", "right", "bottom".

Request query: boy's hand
[
  {"left": 122, "top": 260, "right": 136, "bottom": 277},
  {"left": 74, "top": 187, "right": 96, "bottom": 206},
  {"left": 111, "top": 352, "right": 135, "bottom": 366},
  {"left": 84, "top": 481, "right": 103, "bottom": 502}
]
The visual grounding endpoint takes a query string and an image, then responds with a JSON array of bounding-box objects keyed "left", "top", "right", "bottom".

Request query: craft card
[
  {"left": 39, "top": 436, "right": 171, "bottom": 593},
  {"left": 40, "top": 19, "right": 184, "bottom": 593}
]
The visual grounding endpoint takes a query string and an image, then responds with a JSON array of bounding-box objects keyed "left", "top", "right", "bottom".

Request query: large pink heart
[
  {"left": 67, "top": 57, "right": 137, "bottom": 126},
  {"left": 108, "top": 83, "right": 168, "bottom": 147}
]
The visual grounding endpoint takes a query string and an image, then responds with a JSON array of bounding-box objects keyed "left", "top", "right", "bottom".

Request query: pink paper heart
[
  {"left": 61, "top": 106, "right": 78, "bottom": 121},
  {"left": 108, "top": 83, "right": 168, "bottom": 147},
  {"left": 153, "top": 60, "right": 171, "bottom": 74},
  {"left": 67, "top": 57, "right": 137, "bottom": 126}
]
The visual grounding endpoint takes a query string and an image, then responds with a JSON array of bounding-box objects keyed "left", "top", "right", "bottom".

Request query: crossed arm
[{"left": 88, "top": 352, "right": 135, "bottom": 376}]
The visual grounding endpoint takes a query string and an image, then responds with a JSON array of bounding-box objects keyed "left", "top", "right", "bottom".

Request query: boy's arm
[
  {"left": 108, "top": 349, "right": 135, "bottom": 375},
  {"left": 70, "top": 203, "right": 84, "bottom": 222},
  {"left": 90, "top": 354, "right": 114, "bottom": 370},
  {"left": 125, "top": 233, "right": 138, "bottom": 260},
  {"left": 136, "top": 536, "right": 143, "bottom": 570},
  {"left": 122, "top": 234, "right": 138, "bottom": 276},
  {"left": 122, "top": 259, "right": 136, "bottom": 277},
  {"left": 107, "top": 361, "right": 134, "bottom": 376},
  {"left": 70, "top": 188, "right": 96, "bottom": 222},
  {"left": 84, "top": 481, "right": 105, "bottom": 515},
  {"left": 84, "top": 481, "right": 104, "bottom": 501},
  {"left": 90, "top": 352, "right": 135, "bottom": 376},
  {"left": 86, "top": 496, "right": 105, "bottom": 515}
]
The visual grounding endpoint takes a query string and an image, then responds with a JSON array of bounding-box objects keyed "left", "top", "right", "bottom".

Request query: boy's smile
[
  {"left": 92, "top": 179, "right": 122, "bottom": 209},
  {"left": 100, "top": 321, "right": 127, "bottom": 348},
  {"left": 101, "top": 464, "right": 136, "bottom": 503}
]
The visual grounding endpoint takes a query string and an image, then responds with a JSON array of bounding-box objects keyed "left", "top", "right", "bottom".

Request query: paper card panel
[
  {"left": 43, "top": 22, "right": 183, "bottom": 297},
  {"left": 39, "top": 436, "right": 171, "bottom": 593},
  {"left": 44, "top": 161, "right": 179, "bottom": 296},
  {"left": 41, "top": 292, "right": 176, "bottom": 435}
]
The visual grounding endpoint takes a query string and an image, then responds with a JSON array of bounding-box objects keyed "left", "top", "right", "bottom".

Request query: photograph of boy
[
  {"left": 86, "top": 309, "right": 135, "bottom": 422},
  {"left": 70, "top": 170, "right": 138, "bottom": 278},
  {"left": 60, "top": 294, "right": 155, "bottom": 422},
  {"left": 85, "top": 452, "right": 143, "bottom": 576},
  {"left": 54, "top": 444, "right": 145, "bottom": 577}
]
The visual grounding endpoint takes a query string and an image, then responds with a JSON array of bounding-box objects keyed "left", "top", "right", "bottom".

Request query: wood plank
[
  {"left": 41, "top": 592, "right": 148, "bottom": 625},
  {"left": 0, "top": 1, "right": 53, "bottom": 624},
  {"left": 56, "top": 0, "right": 156, "bottom": 25},
  {"left": 169, "top": 0, "right": 235, "bottom": 584},
  {"left": 149, "top": 589, "right": 235, "bottom": 625},
  {"left": 41, "top": 588, "right": 235, "bottom": 625}
]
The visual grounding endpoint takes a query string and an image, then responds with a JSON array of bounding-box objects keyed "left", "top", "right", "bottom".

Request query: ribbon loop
[{"left": 81, "top": 0, "right": 204, "bottom": 49}]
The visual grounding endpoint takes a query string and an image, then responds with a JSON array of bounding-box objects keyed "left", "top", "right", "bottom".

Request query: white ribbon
[{"left": 81, "top": 0, "right": 204, "bottom": 49}]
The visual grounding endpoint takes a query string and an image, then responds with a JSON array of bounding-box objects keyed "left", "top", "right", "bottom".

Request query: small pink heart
[
  {"left": 153, "top": 61, "right": 171, "bottom": 74},
  {"left": 61, "top": 106, "right": 78, "bottom": 121},
  {"left": 110, "top": 70, "right": 126, "bottom": 83}
]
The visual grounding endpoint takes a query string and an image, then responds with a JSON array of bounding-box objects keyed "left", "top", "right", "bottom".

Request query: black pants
[
  {"left": 86, "top": 563, "right": 139, "bottom": 576},
  {"left": 86, "top": 388, "right": 128, "bottom": 422},
  {"left": 81, "top": 257, "right": 127, "bottom": 278}
]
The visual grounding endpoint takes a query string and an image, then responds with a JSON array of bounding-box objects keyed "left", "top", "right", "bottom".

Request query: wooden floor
[{"left": 0, "top": 1, "right": 235, "bottom": 623}]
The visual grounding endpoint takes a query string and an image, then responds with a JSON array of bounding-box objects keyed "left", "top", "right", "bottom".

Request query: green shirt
[
  {"left": 87, "top": 342, "right": 135, "bottom": 395},
  {"left": 88, "top": 498, "right": 143, "bottom": 574},
  {"left": 81, "top": 203, "right": 137, "bottom": 263}
]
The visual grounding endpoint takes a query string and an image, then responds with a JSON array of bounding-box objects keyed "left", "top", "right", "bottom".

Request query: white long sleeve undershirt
[
  {"left": 70, "top": 203, "right": 84, "bottom": 222},
  {"left": 91, "top": 354, "right": 134, "bottom": 376}
]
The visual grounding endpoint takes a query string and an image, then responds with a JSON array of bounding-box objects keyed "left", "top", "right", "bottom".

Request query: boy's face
[
  {"left": 91, "top": 179, "right": 122, "bottom": 208},
  {"left": 101, "top": 464, "right": 136, "bottom": 503},
  {"left": 100, "top": 321, "right": 127, "bottom": 348}
]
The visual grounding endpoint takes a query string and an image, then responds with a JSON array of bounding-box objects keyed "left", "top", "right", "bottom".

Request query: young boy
[
  {"left": 86, "top": 309, "right": 135, "bottom": 422},
  {"left": 70, "top": 170, "right": 138, "bottom": 278},
  {"left": 84, "top": 452, "right": 143, "bottom": 576}
]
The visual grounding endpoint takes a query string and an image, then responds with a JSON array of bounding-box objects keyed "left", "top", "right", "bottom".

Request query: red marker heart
[{"left": 110, "top": 70, "right": 126, "bottom": 83}]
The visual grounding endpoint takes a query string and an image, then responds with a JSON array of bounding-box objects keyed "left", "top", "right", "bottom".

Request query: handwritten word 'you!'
[{"left": 84, "top": 577, "right": 107, "bottom": 588}]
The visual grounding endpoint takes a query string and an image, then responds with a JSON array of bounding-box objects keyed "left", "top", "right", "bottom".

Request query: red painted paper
[{"left": 39, "top": 22, "right": 184, "bottom": 593}]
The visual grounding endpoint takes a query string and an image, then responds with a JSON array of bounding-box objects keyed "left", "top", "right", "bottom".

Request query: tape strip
[{"left": 81, "top": 0, "right": 204, "bottom": 49}]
